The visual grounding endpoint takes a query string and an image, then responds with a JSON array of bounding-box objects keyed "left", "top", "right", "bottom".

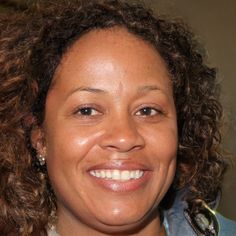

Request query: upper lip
[{"left": 87, "top": 160, "right": 151, "bottom": 171}]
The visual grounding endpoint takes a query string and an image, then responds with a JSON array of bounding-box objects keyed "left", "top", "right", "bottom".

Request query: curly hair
[{"left": 0, "top": 0, "right": 227, "bottom": 235}]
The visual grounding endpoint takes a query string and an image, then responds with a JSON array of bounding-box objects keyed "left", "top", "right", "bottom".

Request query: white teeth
[
  {"left": 100, "top": 170, "right": 106, "bottom": 178},
  {"left": 89, "top": 169, "right": 144, "bottom": 181},
  {"left": 121, "top": 170, "right": 130, "bottom": 180},
  {"left": 112, "top": 170, "right": 120, "bottom": 180},
  {"left": 106, "top": 170, "right": 112, "bottom": 179}
]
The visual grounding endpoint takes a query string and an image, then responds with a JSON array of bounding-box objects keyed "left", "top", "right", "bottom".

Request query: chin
[
  {"left": 86, "top": 204, "right": 159, "bottom": 234},
  {"left": 87, "top": 212, "right": 156, "bottom": 235}
]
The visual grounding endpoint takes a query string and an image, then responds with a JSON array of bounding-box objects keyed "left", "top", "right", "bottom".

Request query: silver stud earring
[{"left": 37, "top": 153, "right": 46, "bottom": 166}]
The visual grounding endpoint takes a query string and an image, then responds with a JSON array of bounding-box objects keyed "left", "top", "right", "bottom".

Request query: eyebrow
[
  {"left": 137, "top": 85, "right": 161, "bottom": 93},
  {"left": 66, "top": 84, "right": 161, "bottom": 100},
  {"left": 67, "top": 86, "right": 107, "bottom": 97}
]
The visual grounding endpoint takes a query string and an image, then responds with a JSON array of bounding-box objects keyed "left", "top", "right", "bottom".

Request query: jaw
[{"left": 56, "top": 198, "right": 162, "bottom": 236}]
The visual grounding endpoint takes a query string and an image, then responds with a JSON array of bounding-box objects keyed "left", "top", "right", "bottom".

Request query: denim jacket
[{"left": 163, "top": 190, "right": 236, "bottom": 236}]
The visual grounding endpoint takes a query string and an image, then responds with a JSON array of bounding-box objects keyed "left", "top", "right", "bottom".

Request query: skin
[{"left": 33, "top": 27, "right": 178, "bottom": 236}]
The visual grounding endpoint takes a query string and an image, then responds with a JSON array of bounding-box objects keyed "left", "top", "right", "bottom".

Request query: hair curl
[{"left": 0, "top": 0, "right": 228, "bottom": 235}]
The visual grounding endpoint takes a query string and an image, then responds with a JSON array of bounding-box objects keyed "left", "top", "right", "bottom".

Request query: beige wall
[{"left": 145, "top": 0, "right": 236, "bottom": 220}]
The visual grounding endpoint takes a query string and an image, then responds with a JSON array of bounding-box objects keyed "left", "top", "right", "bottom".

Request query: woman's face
[{"left": 40, "top": 28, "right": 177, "bottom": 233}]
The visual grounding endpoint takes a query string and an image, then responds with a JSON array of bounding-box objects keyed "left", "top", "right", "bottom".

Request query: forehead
[
  {"left": 52, "top": 27, "right": 172, "bottom": 94},
  {"left": 55, "top": 27, "right": 168, "bottom": 70}
]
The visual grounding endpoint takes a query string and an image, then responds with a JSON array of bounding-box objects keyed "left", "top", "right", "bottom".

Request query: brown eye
[
  {"left": 76, "top": 107, "right": 100, "bottom": 116},
  {"left": 136, "top": 107, "right": 161, "bottom": 116}
]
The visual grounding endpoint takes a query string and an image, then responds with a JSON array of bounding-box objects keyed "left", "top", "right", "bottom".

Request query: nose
[{"left": 99, "top": 116, "right": 145, "bottom": 153}]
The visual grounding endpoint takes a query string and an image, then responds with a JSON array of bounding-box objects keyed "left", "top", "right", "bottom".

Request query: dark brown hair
[{"left": 0, "top": 0, "right": 227, "bottom": 235}]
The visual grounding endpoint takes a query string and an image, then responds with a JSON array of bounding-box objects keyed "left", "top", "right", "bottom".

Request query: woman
[{"left": 0, "top": 0, "right": 235, "bottom": 235}]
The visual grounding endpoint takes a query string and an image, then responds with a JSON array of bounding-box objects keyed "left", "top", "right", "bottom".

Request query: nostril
[
  {"left": 99, "top": 133, "right": 145, "bottom": 153},
  {"left": 98, "top": 118, "right": 145, "bottom": 152}
]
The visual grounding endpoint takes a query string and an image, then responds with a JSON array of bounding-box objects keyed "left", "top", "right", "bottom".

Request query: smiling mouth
[
  {"left": 89, "top": 169, "right": 144, "bottom": 181},
  {"left": 87, "top": 161, "right": 151, "bottom": 192}
]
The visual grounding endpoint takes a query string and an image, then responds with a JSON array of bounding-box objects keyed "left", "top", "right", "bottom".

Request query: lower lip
[{"left": 88, "top": 171, "right": 151, "bottom": 192}]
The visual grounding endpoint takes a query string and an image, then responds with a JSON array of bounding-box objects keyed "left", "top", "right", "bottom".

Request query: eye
[
  {"left": 74, "top": 106, "right": 101, "bottom": 116},
  {"left": 135, "top": 107, "right": 162, "bottom": 116}
]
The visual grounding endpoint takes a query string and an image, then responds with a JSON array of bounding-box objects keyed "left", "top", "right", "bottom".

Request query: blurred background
[{"left": 0, "top": 0, "right": 235, "bottom": 220}]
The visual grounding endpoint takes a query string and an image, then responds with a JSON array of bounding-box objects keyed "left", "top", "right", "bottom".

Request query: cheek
[
  {"left": 44, "top": 125, "right": 105, "bottom": 167},
  {"left": 146, "top": 123, "right": 177, "bottom": 183},
  {"left": 44, "top": 126, "right": 106, "bottom": 203},
  {"left": 158, "top": 135, "right": 177, "bottom": 177},
  {"left": 145, "top": 123, "right": 178, "bottom": 160}
]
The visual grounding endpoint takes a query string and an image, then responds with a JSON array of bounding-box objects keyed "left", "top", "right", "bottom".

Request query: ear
[{"left": 31, "top": 126, "right": 47, "bottom": 157}]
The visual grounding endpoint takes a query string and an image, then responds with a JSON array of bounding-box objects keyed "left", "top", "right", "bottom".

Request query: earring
[{"left": 37, "top": 153, "right": 46, "bottom": 166}]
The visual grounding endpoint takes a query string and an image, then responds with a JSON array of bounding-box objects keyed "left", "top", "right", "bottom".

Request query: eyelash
[
  {"left": 73, "top": 105, "right": 102, "bottom": 117},
  {"left": 135, "top": 106, "right": 164, "bottom": 117},
  {"left": 73, "top": 105, "right": 163, "bottom": 118}
]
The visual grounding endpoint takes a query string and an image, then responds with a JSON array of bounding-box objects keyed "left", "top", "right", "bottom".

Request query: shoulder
[
  {"left": 164, "top": 190, "right": 236, "bottom": 236},
  {"left": 216, "top": 213, "right": 236, "bottom": 236},
  {"left": 163, "top": 192, "right": 195, "bottom": 236}
]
